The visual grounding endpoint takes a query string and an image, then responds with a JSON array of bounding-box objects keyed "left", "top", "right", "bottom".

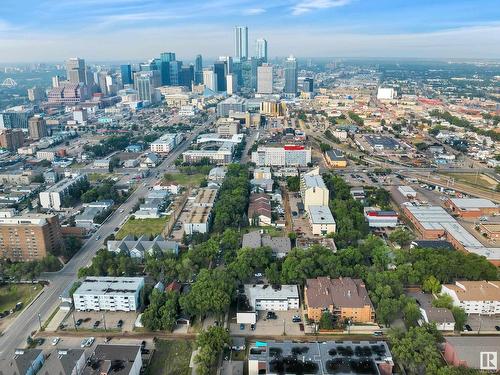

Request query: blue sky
[{"left": 0, "top": 0, "right": 499, "bottom": 62}]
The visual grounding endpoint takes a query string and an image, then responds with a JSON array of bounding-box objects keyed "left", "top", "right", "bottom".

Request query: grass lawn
[
  {"left": 116, "top": 216, "right": 170, "bottom": 240},
  {"left": 441, "top": 172, "right": 497, "bottom": 191},
  {"left": 163, "top": 172, "right": 206, "bottom": 187},
  {"left": 146, "top": 340, "right": 195, "bottom": 375},
  {"left": 0, "top": 284, "right": 41, "bottom": 313}
]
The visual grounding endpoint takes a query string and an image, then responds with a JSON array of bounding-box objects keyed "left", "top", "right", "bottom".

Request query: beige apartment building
[{"left": 0, "top": 209, "right": 64, "bottom": 261}]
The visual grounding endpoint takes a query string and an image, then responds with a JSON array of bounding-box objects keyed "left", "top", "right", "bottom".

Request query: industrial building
[
  {"left": 445, "top": 198, "right": 499, "bottom": 219},
  {"left": 73, "top": 277, "right": 145, "bottom": 312},
  {"left": 364, "top": 208, "right": 398, "bottom": 228}
]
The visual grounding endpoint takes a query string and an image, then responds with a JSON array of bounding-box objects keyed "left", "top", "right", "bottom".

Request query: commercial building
[
  {"left": 83, "top": 345, "right": 142, "bottom": 375},
  {"left": 244, "top": 284, "right": 299, "bottom": 311},
  {"left": 67, "top": 57, "right": 86, "bottom": 84},
  {"left": 0, "top": 106, "right": 34, "bottom": 130},
  {"left": 305, "top": 277, "right": 375, "bottom": 323},
  {"left": 216, "top": 118, "right": 240, "bottom": 137},
  {"left": 235, "top": 26, "right": 249, "bottom": 60},
  {"left": 134, "top": 71, "right": 161, "bottom": 103},
  {"left": 0, "top": 129, "right": 24, "bottom": 151},
  {"left": 364, "top": 135, "right": 400, "bottom": 151},
  {"left": 376, "top": 87, "right": 396, "bottom": 100},
  {"left": 217, "top": 96, "right": 247, "bottom": 117},
  {"left": 150, "top": 133, "right": 183, "bottom": 154},
  {"left": 478, "top": 223, "right": 500, "bottom": 239},
  {"left": 248, "top": 340, "right": 393, "bottom": 375},
  {"left": 364, "top": 208, "right": 398, "bottom": 228},
  {"left": 28, "top": 116, "right": 48, "bottom": 140},
  {"left": 402, "top": 205, "right": 500, "bottom": 265},
  {"left": 445, "top": 198, "right": 499, "bottom": 219},
  {"left": 73, "top": 277, "right": 145, "bottom": 312},
  {"left": 203, "top": 69, "right": 218, "bottom": 92},
  {"left": 242, "top": 231, "right": 292, "bottom": 258},
  {"left": 0, "top": 209, "right": 64, "bottom": 261},
  {"left": 301, "top": 175, "right": 329, "bottom": 209},
  {"left": 443, "top": 337, "right": 499, "bottom": 370},
  {"left": 325, "top": 149, "right": 347, "bottom": 168},
  {"left": 251, "top": 146, "right": 312, "bottom": 167},
  {"left": 307, "top": 205, "right": 336, "bottom": 236},
  {"left": 39, "top": 174, "right": 87, "bottom": 211},
  {"left": 441, "top": 281, "right": 500, "bottom": 315},
  {"left": 107, "top": 235, "right": 178, "bottom": 259},
  {"left": 182, "top": 147, "right": 233, "bottom": 165},
  {"left": 47, "top": 83, "right": 87, "bottom": 105},
  {"left": 260, "top": 100, "right": 286, "bottom": 117},
  {"left": 283, "top": 56, "right": 298, "bottom": 96},
  {"left": 257, "top": 65, "right": 273, "bottom": 94}
]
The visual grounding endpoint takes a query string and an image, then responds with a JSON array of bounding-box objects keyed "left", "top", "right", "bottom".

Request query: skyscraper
[
  {"left": 179, "top": 65, "right": 194, "bottom": 87},
  {"left": 66, "top": 58, "right": 86, "bottom": 84},
  {"left": 120, "top": 64, "right": 133, "bottom": 85},
  {"left": 160, "top": 52, "right": 176, "bottom": 86},
  {"left": 256, "top": 38, "right": 268, "bottom": 62},
  {"left": 235, "top": 26, "right": 248, "bottom": 60},
  {"left": 284, "top": 55, "right": 298, "bottom": 95},
  {"left": 134, "top": 71, "right": 161, "bottom": 102},
  {"left": 194, "top": 54, "right": 203, "bottom": 84},
  {"left": 226, "top": 74, "right": 237, "bottom": 95},
  {"left": 257, "top": 64, "right": 273, "bottom": 94},
  {"left": 28, "top": 116, "right": 48, "bottom": 140},
  {"left": 203, "top": 69, "right": 218, "bottom": 92},
  {"left": 241, "top": 58, "right": 259, "bottom": 90},
  {"left": 213, "top": 61, "right": 227, "bottom": 92}
]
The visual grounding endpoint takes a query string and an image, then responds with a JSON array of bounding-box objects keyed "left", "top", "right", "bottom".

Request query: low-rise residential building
[
  {"left": 446, "top": 198, "right": 499, "bottom": 219},
  {"left": 307, "top": 205, "right": 336, "bottom": 236},
  {"left": 139, "top": 153, "right": 160, "bottom": 168},
  {"left": 93, "top": 159, "right": 110, "bottom": 169},
  {"left": 440, "top": 280, "right": 500, "bottom": 315},
  {"left": 248, "top": 193, "right": 272, "bottom": 226},
  {"left": 82, "top": 345, "right": 142, "bottom": 375},
  {"left": 107, "top": 235, "right": 179, "bottom": 258},
  {"left": 208, "top": 167, "right": 227, "bottom": 182},
  {"left": 0, "top": 349, "right": 45, "bottom": 375},
  {"left": 193, "top": 187, "right": 218, "bottom": 208},
  {"left": 325, "top": 149, "right": 347, "bottom": 168},
  {"left": 242, "top": 231, "right": 292, "bottom": 258},
  {"left": 419, "top": 307, "right": 455, "bottom": 331},
  {"left": 39, "top": 349, "right": 86, "bottom": 375},
  {"left": 443, "top": 337, "right": 500, "bottom": 370},
  {"left": 350, "top": 186, "right": 365, "bottom": 201},
  {"left": 150, "top": 133, "right": 183, "bottom": 154},
  {"left": 73, "top": 277, "right": 145, "bottom": 312},
  {"left": 305, "top": 277, "right": 375, "bottom": 323},
  {"left": 244, "top": 284, "right": 300, "bottom": 311},
  {"left": 39, "top": 174, "right": 86, "bottom": 211},
  {"left": 184, "top": 206, "right": 212, "bottom": 235},
  {"left": 248, "top": 340, "right": 394, "bottom": 375}
]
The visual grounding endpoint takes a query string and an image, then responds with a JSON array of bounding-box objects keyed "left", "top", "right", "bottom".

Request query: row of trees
[
  {"left": 141, "top": 289, "right": 178, "bottom": 332},
  {"left": 212, "top": 164, "right": 250, "bottom": 232},
  {"left": 83, "top": 135, "right": 131, "bottom": 157},
  {"left": 0, "top": 255, "right": 61, "bottom": 281},
  {"left": 195, "top": 326, "right": 230, "bottom": 375},
  {"left": 81, "top": 180, "right": 124, "bottom": 204},
  {"left": 77, "top": 249, "right": 140, "bottom": 278}
]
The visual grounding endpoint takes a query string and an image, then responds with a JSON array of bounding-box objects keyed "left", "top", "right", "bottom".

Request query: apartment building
[
  {"left": 305, "top": 277, "right": 375, "bottom": 323},
  {"left": 73, "top": 277, "right": 145, "bottom": 312},
  {"left": 244, "top": 284, "right": 299, "bottom": 311},
  {"left": 149, "top": 133, "right": 183, "bottom": 154},
  {"left": 307, "top": 205, "right": 336, "bottom": 236},
  {"left": 39, "top": 174, "right": 87, "bottom": 211},
  {"left": 301, "top": 174, "right": 329, "bottom": 209},
  {"left": 441, "top": 281, "right": 500, "bottom": 315},
  {"left": 0, "top": 209, "right": 64, "bottom": 261},
  {"left": 0, "top": 129, "right": 24, "bottom": 151}
]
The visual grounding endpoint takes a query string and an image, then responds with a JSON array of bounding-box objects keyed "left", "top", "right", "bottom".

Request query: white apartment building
[
  {"left": 253, "top": 167, "right": 272, "bottom": 180},
  {"left": 244, "top": 284, "right": 299, "bottom": 311},
  {"left": 150, "top": 133, "right": 183, "bottom": 154},
  {"left": 251, "top": 146, "right": 311, "bottom": 167},
  {"left": 308, "top": 205, "right": 336, "bottom": 236},
  {"left": 441, "top": 281, "right": 500, "bottom": 315},
  {"left": 73, "top": 277, "right": 145, "bottom": 312},
  {"left": 301, "top": 175, "right": 329, "bottom": 209},
  {"left": 39, "top": 174, "right": 86, "bottom": 211}
]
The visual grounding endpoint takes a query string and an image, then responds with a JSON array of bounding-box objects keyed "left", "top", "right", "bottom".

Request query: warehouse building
[
  {"left": 445, "top": 198, "right": 499, "bottom": 219},
  {"left": 364, "top": 208, "right": 398, "bottom": 228}
]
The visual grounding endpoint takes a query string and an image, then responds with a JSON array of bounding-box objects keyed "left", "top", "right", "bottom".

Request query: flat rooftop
[
  {"left": 249, "top": 340, "right": 393, "bottom": 375},
  {"left": 449, "top": 198, "right": 497, "bottom": 209},
  {"left": 74, "top": 277, "right": 144, "bottom": 296},
  {"left": 194, "top": 188, "right": 218, "bottom": 205},
  {"left": 244, "top": 284, "right": 299, "bottom": 307},
  {"left": 187, "top": 206, "right": 211, "bottom": 224},
  {"left": 308, "top": 205, "right": 336, "bottom": 225},
  {"left": 303, "top": 175, "right": 327, "bottom": 189}
]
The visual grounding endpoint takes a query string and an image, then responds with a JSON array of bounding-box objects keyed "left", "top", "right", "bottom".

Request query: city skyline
[{"left": 0, "top": 0, "right": 500, "bottom": 62}]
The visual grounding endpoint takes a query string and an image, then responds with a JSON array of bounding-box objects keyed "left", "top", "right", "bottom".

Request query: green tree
[
  {"left": 451, "top": 306, "right": 466, "bottom": 331},
  {"left": 319, "top": 311, "right": 334, "bottom": 330},
  {"left": 286, "top": 176, "right": 300, "bottom": 192},
  {"left": 376, "top": 297, "right": 400, "bottom": 327},
  {"left": 389, "top": 228, "right": 414, "bottom": 247},
  {"left": 432, "top": 294, "right": 453, "bottom": 309},
  {"left": 422, "top": 276, "right": 441, "bottom": 294},
  {"left": 320, "top": 142, "right": 332, "bottom": 153},
  {"left": 403, "top": 300, "right": 422, "bottom": 328},
  {"left": 195, "top": 326, "right": 230, "bottom": 375}
]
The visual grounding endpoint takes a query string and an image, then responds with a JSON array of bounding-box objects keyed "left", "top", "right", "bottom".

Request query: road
[{"left": 0, "top": 117, "right": 214, "bottom": 359}]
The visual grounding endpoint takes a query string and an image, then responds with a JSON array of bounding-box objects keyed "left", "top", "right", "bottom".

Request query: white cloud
[
  {"left": 291, "top": 0, "right": 352, "bottom": 15},
  {"left": 243, "top": 8, "right": 266, "bottom": 15}
]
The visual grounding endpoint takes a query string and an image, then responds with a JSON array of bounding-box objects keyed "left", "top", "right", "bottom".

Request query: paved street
[{"left": 0, "top": 117, "right": 214, "bottom": 359}]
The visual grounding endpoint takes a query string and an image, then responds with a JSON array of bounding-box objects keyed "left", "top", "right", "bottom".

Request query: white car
[{"left": 51, "top": 337, "right": 60, "bottom": 346}]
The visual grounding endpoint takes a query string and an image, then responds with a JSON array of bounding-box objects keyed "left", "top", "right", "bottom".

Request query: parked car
[
  {"left": 464, "top": 324, "right": 472, "bottom": 331},
  {"left": 250, "top": 324, "right": 256, "bottom": 331},
  {"left": 239, "top": 323, "right": 245, "bottom": 330},
  {"left": 75, "top": 319, "right": 83, "bottom": 327},
  {"left": 266, "top": 311, "right": 277, "bottom": 320},
  {"left": 93, "top": 321, "right": 100, "bottom": 328},
  {"left": 117, "top": 320, "right": 123, "bottom": 328},
  {"left": 104, "top": 337, "right": 111, "bottom": 343},
  {"left": 372, "top": 331, "right": 383, "bottom": 337},
  {"left": 51, "top": 337, "right": 60, "bottom": 346},
  {"left": 292, "top": 315, "right": 301, "bottom": 323}
]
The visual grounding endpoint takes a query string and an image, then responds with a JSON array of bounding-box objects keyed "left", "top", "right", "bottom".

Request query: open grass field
[
  {"left": 441, "top": 172, "right": 498, "bottom": 191},
  {"left": 163, "top": 172, "right": 206, "bottom": 187},
  {"left": 0, "top": 284, "right": 41, "bottom": 313},
  {"left": 116, "top": 216, "right": 170, "bottom": 240},
  {"left": 146, "top": 340, "right": 195, "bottom": 375}
]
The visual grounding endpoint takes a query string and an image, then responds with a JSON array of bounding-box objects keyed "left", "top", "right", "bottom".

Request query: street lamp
[{"left": 37, "top": 313, "right": 42, "bottom": 330}]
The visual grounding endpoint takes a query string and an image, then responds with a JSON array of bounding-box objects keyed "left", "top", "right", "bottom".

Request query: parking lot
[
  {"left": 465, "top": 314, "right": 500, "bottom": 333},
  {"left": 230, "top": 309, "right": 305, "bottom": 336},
  {"left": 61, "top": 310, "right": 137, "bottom": 332},
  {"left": 288, "top": 192, "right": 313, "bottom": 238}
]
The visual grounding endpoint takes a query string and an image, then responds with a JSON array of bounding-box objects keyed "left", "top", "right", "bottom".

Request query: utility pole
[
  {"left": 72, "top": 312, "right": 77, "bottom": 331},
  {"left": 37, "top": 313, "right": 42, "bottom": 331}
]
